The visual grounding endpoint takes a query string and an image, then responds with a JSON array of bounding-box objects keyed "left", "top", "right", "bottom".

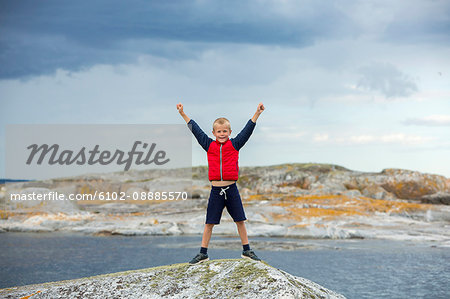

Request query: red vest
[{"left": 207, "top": 140, "right": 239, "bottom": 181}]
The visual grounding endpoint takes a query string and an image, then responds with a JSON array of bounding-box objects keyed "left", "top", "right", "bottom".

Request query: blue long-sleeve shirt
[{"left": 187, "top": 119, "right": 256, "bottom": 152}]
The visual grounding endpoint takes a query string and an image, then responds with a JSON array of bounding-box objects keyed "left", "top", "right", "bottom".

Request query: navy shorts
[{"left": 206, "top": 183, "right": 247, "bottom": 224}]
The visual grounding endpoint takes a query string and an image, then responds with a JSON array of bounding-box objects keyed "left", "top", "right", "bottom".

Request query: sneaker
[
  {"left": 241, "top": 250, "right": 261, "bottom": 261},
  {"left": 189, "top": 253, "right": 209, "bottom": 264}
]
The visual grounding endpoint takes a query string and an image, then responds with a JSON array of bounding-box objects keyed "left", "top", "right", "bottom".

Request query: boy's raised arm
[
  {"left": 177, "top": 102, "right": 212, "bottom": 151},
  {"left": 176, "top": 103, "right": 191, "bottom": 123},
  {"left": 233, "top": 102, "right": 265, "bottom": 151},
  {"left": 251, "top": 102, "right": 265, "bottom": 123}
]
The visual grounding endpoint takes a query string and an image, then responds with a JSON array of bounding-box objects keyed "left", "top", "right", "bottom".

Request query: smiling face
[{"left": 212, "top": 123, "right": 232, "bottom": 143}]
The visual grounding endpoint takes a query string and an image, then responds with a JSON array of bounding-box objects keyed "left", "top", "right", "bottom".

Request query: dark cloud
[
  {"left": 357, "top": 63, "right": 418, "bottom": 98},
  {"left": 3, "top": 1, "right": 448, "bottom": 80},
  {"left": 0, "top": 0, "right": 358, "bottom": 79},
  {"left": 383, "top": 1, "right": 450, "bottom": 44}
]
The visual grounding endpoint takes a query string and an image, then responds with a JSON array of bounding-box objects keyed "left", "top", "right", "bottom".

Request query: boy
[{"left": 176, "top": 102, "right": 265, "bottom": 264}]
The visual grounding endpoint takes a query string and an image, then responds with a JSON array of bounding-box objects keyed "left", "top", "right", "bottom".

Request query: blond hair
[{"left": 213, "top": 117, "right": 231, "bottom": 131}]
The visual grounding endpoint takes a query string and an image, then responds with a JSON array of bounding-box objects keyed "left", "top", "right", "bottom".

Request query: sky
[{"left": 1, "top": 0, "right": 449, "bottom": 178}]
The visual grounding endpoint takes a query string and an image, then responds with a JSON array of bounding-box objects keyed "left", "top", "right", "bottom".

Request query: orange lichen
[
  {"left": 130, "top": 212, "right": 146, "bottom": 216},
  {"left": 289, "top": 223, "right": 309, "bottom": 228},
  {"left": 0, "top": 209, "right": 12, "bottom": 219},
  {"left": 19, "top": 290, "right": 41, "bottom": 299},
  {"left": 244, "top": 194, "right": 286, "bottom": 201},
  {"left": 381, "top": 179, "right": 440, "bottom": 199},
  {"left": 245, "top": 194, "right": 268, "bottom": 201},
  {"left": 0, "top": 210, "right": 48, "bottom": 219},
  {"left": 269, "top": 194, "right": 433, "bottom": 221},
  {"left": 273, "top": 207, "right": 364, "bottom": 222}
]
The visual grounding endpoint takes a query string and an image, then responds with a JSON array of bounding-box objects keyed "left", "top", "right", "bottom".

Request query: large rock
[
  {"left": 380, "top": 169, "right": 446, "bottom": 199},
  {"left": 0, "top": 259, "right": 346, "bottom": 299},
  {"left": 420, "top": 192, "right": 450, "bottom": 205}
]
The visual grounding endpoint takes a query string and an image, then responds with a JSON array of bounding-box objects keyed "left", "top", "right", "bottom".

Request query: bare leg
[
  {"left": 235, "top": 221, "right": 249, "bottom": 245},
  {"left": 201, "top": 223, "right": 215, "bottom": 248}
]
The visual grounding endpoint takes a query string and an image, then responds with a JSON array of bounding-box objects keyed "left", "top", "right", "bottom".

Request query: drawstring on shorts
[{"left": 220, "top": 186, "right": 230, "bottom": 200}]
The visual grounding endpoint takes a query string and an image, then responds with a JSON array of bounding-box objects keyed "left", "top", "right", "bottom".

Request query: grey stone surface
[{"left": 0, "top": 259, "right": 346, "bottom": 299}]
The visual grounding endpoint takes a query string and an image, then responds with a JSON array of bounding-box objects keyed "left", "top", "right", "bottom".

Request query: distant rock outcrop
[
  {"left": 0, "top": 259, "right": 346, "bottom": 299},
  {"left": 1, "top": 163, "right": 449, "bottom": 243},
  {"left": 2, "top": 163, "right": 448, "bottom": 204},
  {"left": 233, "top": 164, "right": 450, "bottom": 203}
]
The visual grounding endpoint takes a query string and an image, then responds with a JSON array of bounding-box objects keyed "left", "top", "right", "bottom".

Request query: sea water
[{"left": 0, "top": 232, "right": 448, "bottom": 299}]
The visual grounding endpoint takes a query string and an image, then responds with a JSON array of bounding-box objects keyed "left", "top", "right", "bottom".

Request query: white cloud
[
  {"left": 404, "top": 115, "right": 450, "bottom": 126},
  {"left": 313, "top": 133, "right": 329, "bottom": 142},
  {"left": 311, "top": 132, "right": 435, "bottom": 146},
  {"left": 259, "top": 126, "right": 307, "bottom": 142},
  {"left": 338, "top": 133, "right": 434, "bottom": 145}
]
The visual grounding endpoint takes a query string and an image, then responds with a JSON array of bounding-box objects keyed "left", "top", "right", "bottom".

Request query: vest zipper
[{"left": 220, "top": 144, "right": 223, "bottom": 181}]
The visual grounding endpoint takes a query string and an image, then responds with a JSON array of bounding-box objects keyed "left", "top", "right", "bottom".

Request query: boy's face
[{"left": 212, "top": 124, "right": 231, "bottom": 143}]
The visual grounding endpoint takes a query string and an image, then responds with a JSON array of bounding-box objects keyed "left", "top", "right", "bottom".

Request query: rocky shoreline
[
  {"left": 1, "top": 164, "right": 449, "bottom": 246},
  {"left": 0, "top": 259, "right": 346, "bottom": 298}
]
